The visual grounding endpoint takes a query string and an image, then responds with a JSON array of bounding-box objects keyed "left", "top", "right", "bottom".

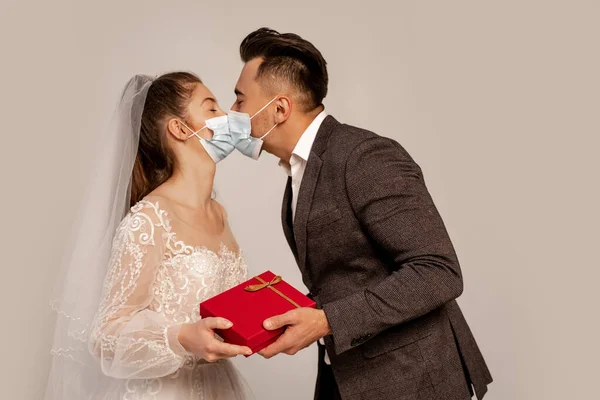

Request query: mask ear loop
[
  {"left": 250, "top": 96, "right": 280, "bottom": 140},
  {"left": 250, "top": 96, "right": 279, "bottom": 120},
  {"left": 259, "top": 123, "right": 279, "bottom": 140},
  {"left": 179, "top": 120, "right": 208, "bottom": 141}
]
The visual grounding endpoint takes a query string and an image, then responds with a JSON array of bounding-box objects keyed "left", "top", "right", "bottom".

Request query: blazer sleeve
[{"left": 322, "top": 136, "right": 463, "bottom": 355}]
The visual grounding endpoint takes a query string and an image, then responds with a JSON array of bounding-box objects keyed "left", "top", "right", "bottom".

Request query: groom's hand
[{"left": 259, "top": 308, "right": 332, "bottom": 359}]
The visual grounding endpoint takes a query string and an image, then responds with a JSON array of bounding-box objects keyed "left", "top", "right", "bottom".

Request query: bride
[{"left": 45, "top": 73, "right": 254, "bottom": 399}]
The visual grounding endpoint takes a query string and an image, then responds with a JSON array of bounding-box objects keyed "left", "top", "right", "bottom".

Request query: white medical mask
[
  {"left": 180, "top": 115, "right": 235, "bottom": 163},
  {"left": 229, "top": 97, "right": 279, "bottom": 160}
]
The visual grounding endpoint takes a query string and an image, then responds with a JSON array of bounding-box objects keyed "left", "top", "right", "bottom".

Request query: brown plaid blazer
[{"left": 282, "top": 116, "right": 492, "bottom": 400}]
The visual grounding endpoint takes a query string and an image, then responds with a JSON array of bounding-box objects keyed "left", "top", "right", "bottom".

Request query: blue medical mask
[
  {"left": 181, "top": 115, "right": 235, "bottom": 163},
  {"left": 229, "top": 97, "right": 279, "bottom": 160}
]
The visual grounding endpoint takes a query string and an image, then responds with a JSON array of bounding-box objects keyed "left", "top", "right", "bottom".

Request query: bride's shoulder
[
  {"left": 111, "top": 199, "right": 171, "bottom": 247},
  {"left": 130, "top": 197, "right": 161, "bottom": 214},
  {"left": 121, "top": 197, "right": 172, "bottom": 232}
]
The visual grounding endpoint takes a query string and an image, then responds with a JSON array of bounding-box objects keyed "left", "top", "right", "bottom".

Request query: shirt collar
[
  {"left": 278, "top": 110, "right": 328, "bottom": 175},
  {"left": 292, "top": 110, "right": 328, "bottom": 162}
]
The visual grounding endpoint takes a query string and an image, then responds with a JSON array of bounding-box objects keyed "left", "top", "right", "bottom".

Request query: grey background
[{"left": 0, "top": 1, "right": 598, "bottom": 399}]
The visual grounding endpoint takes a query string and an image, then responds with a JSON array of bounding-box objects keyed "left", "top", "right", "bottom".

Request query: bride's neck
[{"left": 163, "top": 158, "right": 216, "bottom": 208}]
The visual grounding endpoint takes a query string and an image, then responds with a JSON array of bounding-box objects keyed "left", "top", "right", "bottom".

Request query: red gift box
[{"left": 199, "top": 270, "right": 316, "bottom": 356}]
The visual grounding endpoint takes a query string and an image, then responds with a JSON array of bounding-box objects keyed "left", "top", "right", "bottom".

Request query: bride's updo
[{"left": 130, "top": 72, "right": 202, "bottom": 207}]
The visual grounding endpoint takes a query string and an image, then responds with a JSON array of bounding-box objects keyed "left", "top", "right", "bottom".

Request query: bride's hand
[{"left": 178, "top": 318, "right": 252, "bottom": 362}]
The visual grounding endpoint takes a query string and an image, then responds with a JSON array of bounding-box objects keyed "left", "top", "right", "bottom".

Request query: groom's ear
[
  {"left": 167, "top": 118, "right": 190, "bottom": 141},
  {"left": 274, "top": 96, "right": 292, "bottom": 125}
]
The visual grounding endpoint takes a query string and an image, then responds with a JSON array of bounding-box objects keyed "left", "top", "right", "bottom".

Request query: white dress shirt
[
  {"left": 279, "top": 110, "right": 328, "bottom": 220},
  {"left": 279, "top": 110, "right": 331, "bottom": 364}
]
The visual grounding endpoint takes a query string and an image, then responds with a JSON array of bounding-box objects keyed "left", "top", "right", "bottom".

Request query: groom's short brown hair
[{"left": 239, "top": 28, "right": 328, "bottom": 111}]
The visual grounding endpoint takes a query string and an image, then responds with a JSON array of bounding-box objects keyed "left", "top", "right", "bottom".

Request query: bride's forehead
[{"left": 190, "top": 83, "right": 216, "bottom": 101}]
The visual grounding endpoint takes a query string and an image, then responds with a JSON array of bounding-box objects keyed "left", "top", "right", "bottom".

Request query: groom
[{"left": 232, "top": 28, "right": 492, "bottom": 400}]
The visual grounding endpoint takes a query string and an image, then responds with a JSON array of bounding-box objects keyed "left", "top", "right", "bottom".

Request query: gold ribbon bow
[{"left": 244, "top": 275, "right": 301, "bottom": 308}]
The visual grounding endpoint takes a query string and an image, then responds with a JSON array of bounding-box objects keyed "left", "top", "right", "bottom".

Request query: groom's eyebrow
[{"left": 234, "top": 88, "right": 245, "bottom": 97}]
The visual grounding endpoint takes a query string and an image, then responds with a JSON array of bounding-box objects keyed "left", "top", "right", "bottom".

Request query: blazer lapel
[
  {"left": 293, "top": 154, "right": 323, "bottom": 281},
  {"left": 281, "top": 177, "right": 298, "bottom": 259},
  {"left": 292, "top": 115, "right": 339, "bottom": 281}
]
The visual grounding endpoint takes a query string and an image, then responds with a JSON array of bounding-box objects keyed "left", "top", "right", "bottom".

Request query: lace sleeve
[{"left": 88, "top": 201, "right": 189, "bottom": 379}]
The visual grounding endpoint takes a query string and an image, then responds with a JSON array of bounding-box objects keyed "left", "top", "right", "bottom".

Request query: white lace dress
[{"left": 88, "top": 199, "right": 252, "bottom": 400}]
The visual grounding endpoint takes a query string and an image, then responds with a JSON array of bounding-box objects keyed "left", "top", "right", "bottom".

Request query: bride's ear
[{"left": 167, "top": 118, "right": 190, "bottom": 141}]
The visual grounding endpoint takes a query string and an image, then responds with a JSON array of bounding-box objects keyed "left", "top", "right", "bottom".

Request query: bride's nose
[{"left": 214, "top": 104, "right": 226, "bottom": 117}]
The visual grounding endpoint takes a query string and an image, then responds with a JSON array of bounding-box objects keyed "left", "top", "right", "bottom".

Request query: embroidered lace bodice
[{"left": 88, "top": 199, "right": 250, "bottom": 399}]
